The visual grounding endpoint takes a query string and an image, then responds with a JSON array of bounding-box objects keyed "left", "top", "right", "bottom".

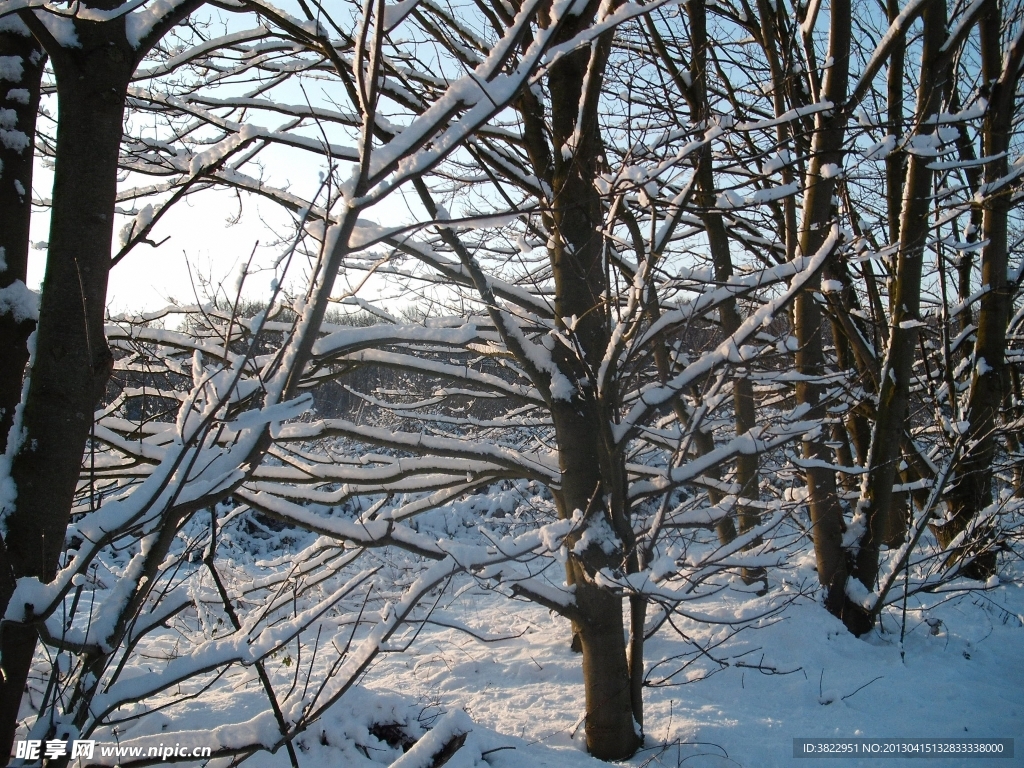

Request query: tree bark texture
[
  {"left": 939, "top": 5, "right": 1024, "bottom": 577},
  {"left": 857, "top": 0, "right": 948, "bottom": 590},
  {"left": 0, "top": 11, "right": 136, "bottom": 755},
  {"left": 542, "top": 4, "right": 642, "bottom": 758},
  {"left": 791, "top": 0, "right": 870, "bottom": 634},
  {"left": 0, "top": 24, "right": 44, "bottom": 456}
]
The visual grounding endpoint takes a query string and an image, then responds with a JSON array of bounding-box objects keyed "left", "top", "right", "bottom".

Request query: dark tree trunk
[
  {"left": 557, "top": 430, "right": 637, "bottom": 757},
  {"left": 0, "top": 12, "right": 136, "bottom": 754},
  {"left": 0, "top": 22, "right": 47, "bottom": 762},
  {"left": 549, "top": 395, "right": 639, "bottom": 759},
  {"left": 542, "top": 7, "right": 642, "bottom": 756},
  {"left": 0, "top": 24, "right": 44, "bottom": 456},
  {"left": 5, "top": 14, "right": 134, "bottom": 589},
  {"left": 884, "top": 0, "right": 906, "bottom": 246}
]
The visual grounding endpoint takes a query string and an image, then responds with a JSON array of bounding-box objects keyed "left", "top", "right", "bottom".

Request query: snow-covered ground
[
  {"left": 42, "top": 501, "right": 1022, "bottom": 768},
  {"left": 244, "top": 559, "right": 1024, "bottom": 768}
]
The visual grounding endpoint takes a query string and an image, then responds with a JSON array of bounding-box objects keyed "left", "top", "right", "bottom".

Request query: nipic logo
[
  {"left": 13, "top": 739, "right": 212, "bottom": 761},
  {"left": 15, "top": 740, "right": 95, "bottom": 760}
]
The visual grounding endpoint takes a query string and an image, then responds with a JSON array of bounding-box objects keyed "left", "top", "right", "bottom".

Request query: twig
[{"left": 841, "top": 675, "right": 884, "bottom": 702}]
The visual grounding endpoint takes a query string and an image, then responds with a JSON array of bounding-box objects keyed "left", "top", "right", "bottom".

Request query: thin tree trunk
[
  {"left": 939, "top": 10, "right": 1024, "bottom": 576},
  {"left": 0, "top": 24, "right": 44, "bottom": 455},
  {"left": 639, "top": 17, "right": 737, "bottom": 543},
  {"left": 0, "top": 538, "right": 36, "bottom": 762},
  {"left": 755, "top": 0, "right": 858, "bottom": 617},
  {"left": 820, "top": 257, "right": 877, "bottom": 491},
  {"left": 885, "top": 0, "right": 906, "bottom": 245},
  {"left": 0, "top": 33, "right": 45, "bottom": 752},
  {"left": 857, "top": 0, "right": 949, "bottom": 590},
  {"left": 947, "top": 86, "right": 984, "bottom": 339},
  {"left": 687, "top": 0, "right": 761, "bottom": 581},
  {"left": 791, "top": 0, "right": 869, "bottom": 633}
]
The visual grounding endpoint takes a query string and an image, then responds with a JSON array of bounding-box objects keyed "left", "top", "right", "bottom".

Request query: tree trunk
[
  {"left": 884, "top": 0, "right": 906, "bottom": 245},
  {"left": 577, "top": 586, "right": 636, "bottom": 758},
  {"left": 686, "top": 0, "right": 762, "bottom": 582},
  {"left": 558, "top": 462, "right": 638, "bottom": 759},
  {"left": 543, "top": 8, "right": 641, "bottom": 757},
  {"left": 551, "top": 397, "right": 640, "bottom": 759},
  {"left": 0, "top": 13, "right": 135, "bottom": 753},
  {"left": 938, "top": 9, "right": 1024, "bottom": 577},
  {"left": 0, "top": 23, "right": 44, "bottom": 456},
  {"left": 856, "top": 0, "right": 947, "bottom": 590},
  {"left": 947, "top": 86, "right": 984, "bottom": 341},
  {"left": 790, "top": 0, "right": 871, "bottom": 634},
  {"left": 0, "top": 35, "right": 45, "bottom": 746}
]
